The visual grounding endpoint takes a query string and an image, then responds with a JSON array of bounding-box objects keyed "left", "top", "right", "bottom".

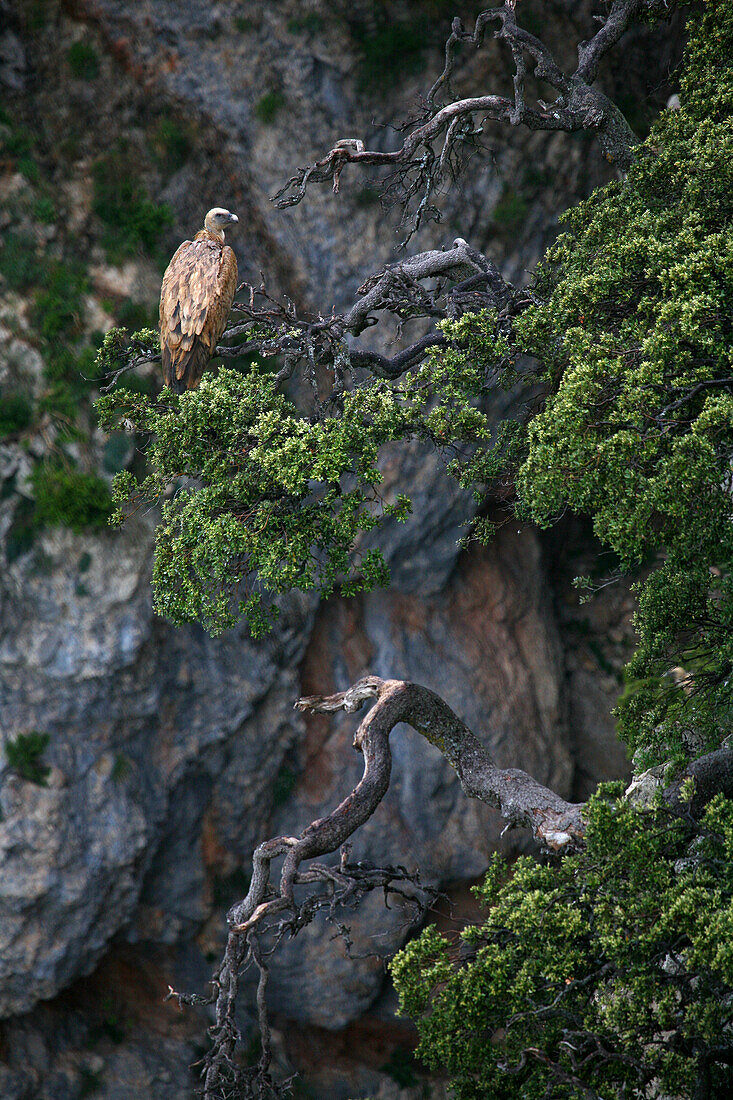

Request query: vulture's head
[{"left": 204, "top": 207, "right": 239, "bottom": 239}]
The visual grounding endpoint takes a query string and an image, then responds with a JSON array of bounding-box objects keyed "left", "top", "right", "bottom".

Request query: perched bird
[{"left": 159, "top": 207, "right": 239, "bottom": 393}]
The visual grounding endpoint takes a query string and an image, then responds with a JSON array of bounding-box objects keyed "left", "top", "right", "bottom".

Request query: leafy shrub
[
  {"left": 5, "top": 731, "right": 51, "bottom": 785},
  {"left": 33, "top": 196, "right": 56, "bottom": 223},
  {"left": 349, "top": 2, "right": 460, "bottom": 91},
  {"left": 254, "top": 90, "right": 286, "bottom": 124},
  {"left": 31, "top": 464, "right": 112, "bottom": 533},
  {"left": 506, "top": 4, "right": 733, "bottom": 766},
  {"left": 67, "top": 41, "right": 100, "bottom": 80},
  {"left": 0, "top": 122, "right": 35, "bottom": 158},
  {"left": 6, "top": 497, "right": 37, "bottom": 563},
  {"left": 393, "top": 789, "right": 733, "bottom": 1100},
  {"left": 92, "top": 148, "right": 173, "bottom": 258},
  {"left": 31, "top": 262, "right": 87, "bottom": 344},
  {"left": 0, "top": 393, "right": 33, "bottom": 439},
  {"left": 0, "top": 232, "right": 43, "bottom": 291},
  {"left": 148, "top": 115, "right": 191, "bottom": 177},
  {"left": 491, "top": 188, "right": 529, "bottom": 234},
  {"left": 287, "top": 14, "right": 324, "bottom": 34},
  {"left": 352, "top": 19, "right": 426, "bottom": 90},
  {"left": 17, "top": 157, "right": 39, "bottom": 182},
  {"left": 111, "top": 754, "right": 131, "bottom": 783}
]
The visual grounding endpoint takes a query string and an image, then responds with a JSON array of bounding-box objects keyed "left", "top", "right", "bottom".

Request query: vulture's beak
[{"left": 228, "top": 213, "right": 239, "bottom": 224}]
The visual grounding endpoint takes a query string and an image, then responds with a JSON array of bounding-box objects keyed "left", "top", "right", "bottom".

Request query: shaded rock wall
[{"left": 0, "top": 0, "right": 682, "bottom": 1095}]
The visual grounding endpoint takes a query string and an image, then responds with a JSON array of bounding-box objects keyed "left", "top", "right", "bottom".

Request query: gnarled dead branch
[
  {"left": 273, "top": 0, "right": 658, "bottom": 225},
  {"left": 213, "top": 237, "right": 522, "bottom": 412},
  {"left": 168, "top": 674, "right": 733, "bottom": 1099},
  {"left": 186, "top": 675, "right": 584, "bottom": 1098}
]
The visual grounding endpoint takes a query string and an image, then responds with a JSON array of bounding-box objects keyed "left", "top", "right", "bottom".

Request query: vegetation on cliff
[{"left": 92, "top": 1, "right": 733, "bottom": 1097}]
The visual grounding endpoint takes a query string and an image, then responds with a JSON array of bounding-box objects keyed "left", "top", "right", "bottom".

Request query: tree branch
[
  {"left": 188, "top": 675, "right": 584, "bottom": 1098},
  {"left": 576, "top": 0, "right": 645, "bottom": 84},
  {"left": 173, "top": 675, "right": 733, "bottom": 1098},
  {"left": 273, "top": 1, "right": 651, "bottom": 220},
  {"left": 213, "top": 238, "right": 519, "bottom": 409}
]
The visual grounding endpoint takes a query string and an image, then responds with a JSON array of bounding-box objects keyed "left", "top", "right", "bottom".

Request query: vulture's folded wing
[
  {"left": 200, "top": 245, "right": 238, "bottom": 358},
  {"left": 160, "top": 239, "right": 235, "bottom": 389}
]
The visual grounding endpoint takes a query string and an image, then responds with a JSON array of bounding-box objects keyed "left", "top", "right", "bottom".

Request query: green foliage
[
  {"left": 0, "top": 393, "right": 33, "bottom": 439},
  {"left": 148, "top": 115, "right": 192, "bottom": 178},
  {"left": 349, "top": 0, "right": 462, "bottom": 91},
  {"left": 6, "top": 497, "right": 37, "bottom": 563},
  {"left": 67, "top": 40, "right": 100, "bottom": 80},
  {"left": 94, "top": 326, "right": 159, "bottom": 390},
  {"left": 17, "top": 156, "right": 40, "bottom": 183},
  {"left": 92, "top": 147, "right": 173, "bottom": 259},
  {"left": 0, "top": 232, "right": 44, "bottom": 291},
  {"left": 351, "top": 17, "right": 427, "bottom": 90},
  {"left": 254, "top": 90, "right": 286, "bottom": 124},
  {"left": 31, "top": 464, "right": 112, "bottom": 534},
  {"left": 5, "top": 731, "right": 51, "bottom": 785},
  {"left": 33, "top": 195, "right": 56, "bottom": 223},
  {"left": 393, "top": 790, "right": 733, "bottom": 1100},
  {"left": 31, "top": 261, "right": 87, "bottom": 347},
  {"left": 98, "top": 367, "right": 403, "bottom": 633},
  {"left": 0, "top": 120, "right": 35, "bottom": 158},
  {"left": 95, "top": 318, "right": 510, "bottom": 633},
  {"left": 287, "top": 14, "right": 324, "bottom": 35},
  {"left": 0, "top": 111, "right": 41, "bottom": 182},
  {"left": 504, "top": 0, "right": 733, "bottom": 766},
  {"left": 491, "top": 188, "right": 529, "bottom": 234},
  {"left": 0, "top": 229, "right": 100, "bottom": 416},
  {"left": 29, "top": 259, "right": 98, "bottom": 415},
  {"left": 111, "top": 753, "right": 132, "bottom": 783}
]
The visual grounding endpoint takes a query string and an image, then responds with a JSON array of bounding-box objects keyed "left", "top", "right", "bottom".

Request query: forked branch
[
  {"left": 216, "top": 237, "right": 521, "bottom": 408},
  {"left": 191, "top": 675, "right": 585, "bottom": 1098},
  {"left": 273, "top": 1, "right": 659, "bottom": 222},
  {"left": 172, "top": 676, "right": 733, "bottom": 1098}
]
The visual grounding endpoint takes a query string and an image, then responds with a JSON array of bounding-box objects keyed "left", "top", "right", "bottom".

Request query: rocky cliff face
[{"left": 0, "top": 1, "right": 681, "bottom": 1096}]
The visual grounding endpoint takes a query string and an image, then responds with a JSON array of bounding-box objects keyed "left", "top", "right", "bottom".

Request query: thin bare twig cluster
[
  {"left": 273, "top": 0, "right": 650, "bottom": 235},
  {"left": 216, "top": 236, "right": 521, "bottom": 417}
]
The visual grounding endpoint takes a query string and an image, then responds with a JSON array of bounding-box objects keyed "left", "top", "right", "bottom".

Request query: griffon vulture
[{"left": 159, "top": 207, "right": 239, "bottom": 393}]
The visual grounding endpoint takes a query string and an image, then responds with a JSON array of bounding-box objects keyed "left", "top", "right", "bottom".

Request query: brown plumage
[{"left": 159, "top": 207, "right": 239, "bottom": 393}]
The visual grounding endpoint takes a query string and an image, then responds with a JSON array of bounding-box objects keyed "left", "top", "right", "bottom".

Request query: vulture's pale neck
[{"left": 203, "top": 225, "right": 225, "bottom": 243}]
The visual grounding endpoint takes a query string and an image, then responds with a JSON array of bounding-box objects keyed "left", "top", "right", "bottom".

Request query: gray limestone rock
[{"left": 0, "top": 517, "right": 315, "bottom": 1017}]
